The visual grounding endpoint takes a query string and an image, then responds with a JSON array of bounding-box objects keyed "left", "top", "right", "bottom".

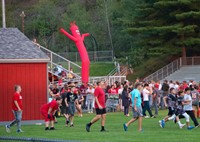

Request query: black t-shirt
[
  {"left": 162, "top": 83, "right": 169, "bottom": 91},
  {"left": 67, "top": 92, "right": 78, "bottom": 103},
  {"left": 52, "top": 88, "right": 59, "bottom": 94},
  {"left": 61, "top": 92, "right": 68, "bottom": 106}
]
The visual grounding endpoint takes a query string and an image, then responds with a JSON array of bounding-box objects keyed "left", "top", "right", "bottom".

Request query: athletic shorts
[
  {"left": 68, "top": 103, "right": 75, "bottom": 116},
  {"left": 96, "top": 108, "right": 106, "bottom": 115},
  {"left": 168, "top": 107, "right": 175, "bottom": 116},
  {"left": 175, "top": 109, "right": 185, "bottom": 116},
  {"left": 41, "top": 109, "right": 55, "bottom": 122},
  {"left": 132, "top": 106, "right": 143, "bottom": 118}
]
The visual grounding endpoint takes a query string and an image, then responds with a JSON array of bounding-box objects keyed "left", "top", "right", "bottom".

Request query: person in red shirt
[
  {"left": 86, "top": 81, "right": 107, "bottom": 132},
  {"left": 40, "top": 97, "right": 62, "bottom": 130},
  {"left": 5, "top": 85, "right": 23, "bottom": 133}
]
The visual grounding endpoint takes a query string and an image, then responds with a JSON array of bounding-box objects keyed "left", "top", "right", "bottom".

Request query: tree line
[{"left": 1, "top": 0, "right": 200, "bottom": 68}]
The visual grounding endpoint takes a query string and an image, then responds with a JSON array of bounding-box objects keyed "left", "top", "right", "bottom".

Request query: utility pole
[
  {"left": 20, "top": 11, "right": 26, "bottom": 33},
  {"left": 2, "top": 0, "right": 6, "bottom": 28},
  {"left": 104, "top": 0, "right": 114, "bottom": 59}
]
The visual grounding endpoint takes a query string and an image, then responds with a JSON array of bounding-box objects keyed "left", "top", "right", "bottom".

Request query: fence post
[
  {"left": 180, "top": 57, "right": 182, "bottom": 67},
  {"left": 192, "top": 57, "right": 194, "bottom": 65},
  {"left": 68, "top": 61, "right": 70, "bottom": 71},
  {"left": 50, "top": 52, "right": 53, "bottom": 71},
  {"left": 157, "top": 71, "right": 158, "bottom": 81}
]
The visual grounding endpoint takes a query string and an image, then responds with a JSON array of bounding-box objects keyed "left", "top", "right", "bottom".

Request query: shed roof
[{"left": 0, "top": 28, "right": 49, "bottom": 63}]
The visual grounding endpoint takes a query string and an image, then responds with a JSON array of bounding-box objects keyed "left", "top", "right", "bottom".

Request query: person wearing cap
[
  {"left": 182, "top": 87, "right": 199, "bottom": 128},
  {"left": 40, "top": 97, "right": 62, "bottom": 130},
  {"left": 123, "top": 83, "right": 143, "bottom": 132}
]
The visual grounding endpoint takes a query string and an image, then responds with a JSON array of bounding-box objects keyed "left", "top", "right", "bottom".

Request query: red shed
[{"left": 0, "top": 28, "right": 50, "bottom": 121}]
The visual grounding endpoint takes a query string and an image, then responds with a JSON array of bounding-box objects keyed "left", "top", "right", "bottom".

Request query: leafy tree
[{"left": 125, "top": 0, "right": 200, "bottom": 59}]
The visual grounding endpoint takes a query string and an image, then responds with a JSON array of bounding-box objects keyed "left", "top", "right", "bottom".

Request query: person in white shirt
[
  {"left": 169, "top": 80, "right": 174, "bottom": 89},
  {"left": 86, "top": 84, "right": 95, "bottom": 113},
  {"left": 142, "top": 83, "right": 155, "bottom": 118},
  {"left": 182, "top": 87, "right": 199, "bottom": 128}
]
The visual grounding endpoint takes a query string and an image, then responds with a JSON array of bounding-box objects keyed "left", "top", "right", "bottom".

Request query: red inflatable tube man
[{"left": 60, "top": 22, "right": 90, "bottom": 83}]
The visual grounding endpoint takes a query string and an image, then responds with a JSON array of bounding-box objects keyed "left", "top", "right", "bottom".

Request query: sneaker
[
  {"left": 160, "top": 120, "right": 165, "bottom": 128},
  {"left": 139, "top": 129, "right": 144, "bottom": 132},
  {"left": 151, "top": 115, "right": 156, "bottom": 118},
  {"left": 45, "top": 127, "right": 49, "bottom": 131},
  {"left": 159, "top": 120, "right": 162, "bottom": 128},
  {"left": 50, "top": 127, "right": 55, "bottom": 130},
  {"left": 100, "top": 129, "right": 108, "bottom": 132},
  {"left": 173, "top": 118, "right": 177, "bottom": 124},
  {"left": 180, "top": 124, "right": 186, "bottom": 129},
  {"left": 195, "top": 125, "right": 200, "bottom": 128},
  {"left": 144, "top": 116, "right": 149, "bottom": 118},
  {"left": 70, "top": 124, "right": 74, "bottom": 127},
  {"left": 5, "top": 125, "right": 10, "bottom": 133},
  {"left": 86, "top": 123, "right": 90, "bottom": 132},
  {"left": 123, "top": 123, "right": 128, "bottom": 131},
  {"left": 188, "top": 126, "right": 195, "bottom": 130},
  {"left": 17, "top": 129, "right": 24, "bottom": 133}
]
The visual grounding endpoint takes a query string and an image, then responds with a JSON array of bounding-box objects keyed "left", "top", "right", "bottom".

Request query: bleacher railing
[
  {"left": 143, "top": 57, "right": 200, "bottom": 82},
  {"left": 38, "top": 45, "right": 81, "bottom": 76},
  {"left": 89, "top": 76, "right": 126, "bottom": 85},
  {"left": 36, "top": 44, "right": 126, "bottom": 84}
]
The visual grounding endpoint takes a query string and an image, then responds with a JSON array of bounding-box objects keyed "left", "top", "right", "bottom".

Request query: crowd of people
[{"left": 6, "top": 79, "right": 200, "bottom": 133}]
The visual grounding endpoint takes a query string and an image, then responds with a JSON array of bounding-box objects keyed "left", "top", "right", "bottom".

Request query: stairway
[
  {"left": 164, "top": 65, "right": 200, "bottom": 82},
  {"left": 144, "top": 57, "right": 200, "bottom": 82}
]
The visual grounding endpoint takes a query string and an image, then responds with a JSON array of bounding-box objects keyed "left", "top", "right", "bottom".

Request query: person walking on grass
[
  {"left": 123, "top": 83, "right": 143, "bottom": 132},
  {"left": 40, "top": 97, "right": 62, "bottom": 130},
  {"left": 142, "top": 83, "right": 155, "bottom": 118},
  {"left": 6, "top": 85, "right": 23, "bottom": 133},
  {"left": 66, "top": 85, "right": 78, "bottom": 127},
  {"left": 86, "top": 81, "right": 107, "bottom": 132},
  {"left": 159, "top": 89, "right": 194, "bottom": 130},
  {"left": 182, "top": 87, "right": 199, "bottom": 128}
]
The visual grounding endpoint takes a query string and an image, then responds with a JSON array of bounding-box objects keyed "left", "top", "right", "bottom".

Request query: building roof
[{"left": 0, "top": 28, "right": 49, "bottom": 63}]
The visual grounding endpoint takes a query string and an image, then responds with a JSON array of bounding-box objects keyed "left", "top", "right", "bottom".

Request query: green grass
[
  {"left": 127, "top": 54, "right": 178, "bottom": 81},
  {"left": 90, "top": 62, "right": 115, "bottom": 76},
  {"left": 57, "top": 62, "right": 115, "bottom": 76},
  {"left": 1, "top": 110, "right": 200, "bottom": 142}
]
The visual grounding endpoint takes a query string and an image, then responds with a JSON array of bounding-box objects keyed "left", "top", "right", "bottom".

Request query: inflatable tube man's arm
[
  {"left": 82, "top": 33, "right": 90, "bottom": 41},
  {"left": 60, "top": 28, "right": 77, "bottom": 41}
]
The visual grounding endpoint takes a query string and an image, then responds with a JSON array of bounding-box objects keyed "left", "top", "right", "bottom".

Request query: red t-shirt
[
  {"left": 12, "top": 92, "right": 23, "bottom": 111},
  {"left": 94, "top": 87, "right": 106, "bottom": 108},
  {"left": 41, "top": 100, "right": 59, "bottom": 114}
]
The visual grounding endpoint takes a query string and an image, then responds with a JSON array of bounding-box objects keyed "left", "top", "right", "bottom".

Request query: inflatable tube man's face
[{"left": 70, "top": 23, "right": 81, "bottom": 38}]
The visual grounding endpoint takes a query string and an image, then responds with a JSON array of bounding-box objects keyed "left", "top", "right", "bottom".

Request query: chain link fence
[{"left": 58, "top": 51, "right": 113, "bottom": 62}]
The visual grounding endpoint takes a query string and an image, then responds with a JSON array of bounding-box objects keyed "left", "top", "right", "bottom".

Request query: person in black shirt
[
  {"left": 66, "top": 85, "right": 78, "bottom": 127},
  {"left": 61, "top": 84, "right": 70, "bottom": 126}
]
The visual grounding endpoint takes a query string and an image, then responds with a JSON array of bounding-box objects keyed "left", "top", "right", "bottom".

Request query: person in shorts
[
  {"left": 66, "top": 84, "right": 78, "bottom": 127},
  {"left": 123, "top": 83, "right": 143, "bottom": 132},
  {"left": 40, "top": 97, "right": 62, "bottom": 130},
  {"left": 86, "top": 81, "right": 107, "bottom": 132}
]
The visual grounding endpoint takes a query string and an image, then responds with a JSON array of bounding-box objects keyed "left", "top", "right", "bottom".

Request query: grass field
[{"left": 0, "top": 110, "right": 200, "bottom": 142}]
